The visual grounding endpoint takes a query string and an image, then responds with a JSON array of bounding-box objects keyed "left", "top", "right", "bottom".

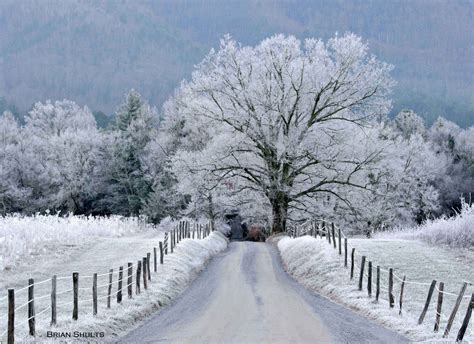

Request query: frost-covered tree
[
  {"left": 428, "top": 117, "right": 474, "bottom": 213},
  {"left": 98, "top": 90, "right": 158, "bottom": 216},
  {"left": 22, "top": 100, "right": 101, "bottom": 213},
  {"left": 167, "top": 34, "right": 394, "bottom": 232},
  {"left": 0, "top": 112, "right": 31, "bottom": 213},
  {"left": 394, "top": 109, "right": 426, "bottom": 139}
]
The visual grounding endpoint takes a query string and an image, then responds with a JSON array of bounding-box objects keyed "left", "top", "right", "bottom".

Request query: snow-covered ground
[
  {"left": 0, "top": 213, "right": 155, "bottom": 270},
  {"left": 278, "top": 236, "right": 473, "bottom": 343},
  {"left": 0, "top": 215, "right": 228, "bottom": 343},
  {"left": 377, "top": 201, "right": 474, "bottom": 248}
]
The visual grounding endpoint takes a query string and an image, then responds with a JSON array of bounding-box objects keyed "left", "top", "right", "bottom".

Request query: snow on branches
[{"left": 167, "top": 33, "right": 394, "bottom": 232}]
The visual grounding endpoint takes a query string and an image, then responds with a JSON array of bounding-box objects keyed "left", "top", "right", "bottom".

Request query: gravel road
[{"left": 119, "top": 241, "right": 408, "bottom": 343}]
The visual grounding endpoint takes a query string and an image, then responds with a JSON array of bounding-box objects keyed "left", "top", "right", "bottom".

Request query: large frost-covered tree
[{"left": 167, "top": 34, "right": 394, "bottom": 232}]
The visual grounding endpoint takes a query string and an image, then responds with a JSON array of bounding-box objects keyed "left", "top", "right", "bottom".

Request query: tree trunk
[{"left": 271, "top": 198, "right": 288, "bottom": 233}]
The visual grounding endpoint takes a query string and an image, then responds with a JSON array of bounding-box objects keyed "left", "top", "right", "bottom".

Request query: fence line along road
[
  {"left": 287, "top": 219, "right": 473, "bottom": 342},
  {"left": 0, "top": 219, "right": 213, "bottom": 344}
]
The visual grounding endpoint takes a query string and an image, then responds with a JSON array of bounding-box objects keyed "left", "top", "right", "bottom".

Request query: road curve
[{"left": 119, "top": 242, "right": 408, "bottom": 344}]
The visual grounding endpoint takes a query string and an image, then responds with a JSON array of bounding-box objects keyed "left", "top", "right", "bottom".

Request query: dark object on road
[
  {"left": 224, "top": 211, "right": 248, "bottom": 240},
  {"left": 246, "top": 225, "right": 266, "bottom": 242}
]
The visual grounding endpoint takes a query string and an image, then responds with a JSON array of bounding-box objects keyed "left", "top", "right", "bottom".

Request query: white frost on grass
[
  {"left": 0, "top": 231, "right": 228, "bottom": 343},
  {"left": 377, "top": 200, "right": 474, "bottom": 248},
  {"left": 278, "top": 236, "right": 473, "bottom": 343},
  {"left": 0, "top": 214, "right": 154, "bottom": 270}
]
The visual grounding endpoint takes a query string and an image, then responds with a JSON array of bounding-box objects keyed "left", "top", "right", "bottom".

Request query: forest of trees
[{"left": 0, "top": 34, "right": 473, "bottom": 233}]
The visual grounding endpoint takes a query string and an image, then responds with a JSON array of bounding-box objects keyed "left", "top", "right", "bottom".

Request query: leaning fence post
[
  {"left": 92, "top": 273, "right": 98, "bottom": 316},
  {"left": 159, "top": 242, "right": 164, "bottom": 264},
  {"left": 331, "top": 223, "right": 336, "bottom": 249},
  {"left": 358, "top": 256, "right": 366, "bottom": 291},
  {"left": 142, "top": 257, "right": 148, "bottom": 290},
  {"left": 418, "top": 280, "right": 437, "bottom": 324},
  {"left": 117, "top": 266, "right": 123, "bottom": 303},
  {"left": 8, "top": 289, "right": 14, "bottom": 344},
  {"left": 73, "top": 272, "right": 79, "bottom": 320},
  {"left": 127, "top": 263, "right": 133, "bottom": 299},
  {"left": 350, "top": 248, "right": 355, "bottom": 279},
  {"left": 456, "top": 292, "right": 474, "bottom": 342},
  {"left": 399, "top": 275, "right": 406, "bottom": 315},
  {"left": 376, "top": 266, "right": 380, "bottom": 302},
  {"left": 434, "top": 282, "right": 444, "bottom": 332},
  {"left": 107, "top": 269, "right": 113, "bottom": 308},
  {"left": 367, "top": 262, "right": 372, "bottom": 297},
  {"left": 136, "top": 261, "right": 141, "bottom": 294},
  {"left": 51, "top": 275, "right": 57, "bottom": 325},
  {"left": 147, "top": 253, "right": 151, "bottom": 281},
  {"left": 388, "top": 269, "right": 394, "bottom": 308},
  {"left": 28, "top": 278, "right": 35, "bottom": 336},
  {"left": 338, "top": 227, "right": 342, "bottom": 255},
  {"left": 443, "top": 282, "right": 467, "bottom": 337}
]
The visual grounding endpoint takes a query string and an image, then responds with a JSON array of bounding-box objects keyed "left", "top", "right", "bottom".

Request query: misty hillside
[{"left": 0, "top": 0, "right": 473, "bottom": 126}]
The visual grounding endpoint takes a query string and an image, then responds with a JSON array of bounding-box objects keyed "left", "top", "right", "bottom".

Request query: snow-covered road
[{"left": 119, "top": 242, "right": 407, "bottom": 343}]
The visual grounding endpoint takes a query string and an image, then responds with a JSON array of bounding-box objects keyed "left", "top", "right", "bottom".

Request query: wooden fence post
[
  {"left": 418, "top": 280, "right": 437, "bottom": 324},
  {"left": 344, "top": 238, "right": 348, "bottom": 267},
  {"left": 399, "top": 275, "right": 406, "bottom": 315},
  {"left": 388, "top": 269, "right": 394, "bottom": 308},
  {"left": 350, "top": 248, "right": 355, "bottom": 279},
  {"left": 434, "top": 282, "right": 444, "bottom": 332},
  {"left": 331, "top": 223, "right": 336, "bottom": 249},
  {"left": 316, "top": 222, "right": 320, "bottom": 238},
  {"left": 107, "top": 269, "right": 113, "bottom": 308},
  {"left": 8, "top": 289, "right": 14, "bottom": 344},
  {"left": 164, "top": 232, "right": 168, "bottom": 254},
  {"left": 171, "top": 230, "right": 174, "bottom": 253},
  {"left": 443, "top": 282, "right": 467, "bottom": 337},
  {"left": 127, "top": 263, "right": 133, "bottom": 299},
  {"left": 159, "top": 242, "right": 164, "bottom": 264},
  {"left": 117, "top": 266, "right": 123, "bottom": 303},
  {"left": 358, "top": 256, "right": 366, "bottom": 291},
  {"left": 367, "top": 262, "right": 372, "bottom": 297},
  {"left": 376, "top": 266, "right": 380, "bottom": 302},
  {"left": 136, "top": 261, "right": 141, "bottom": 294},
  {"left": 142, "top": 257, "right": 148, "bottom": 290},
  {"left": 456, "top": 292, "right": 474, "bottom": 342},
  {"left": 153, "top": 247, "right": 157, "bottom": 273},
  {"left": 72, "top": 272, "right": 79, "bottom": 320},
  {"left": 326, "top": 223, "right": 331, "bottom": 244},
  {"left": 51, "top": 275, "right": 57, "bottom": 325},
  {"left": 92, "top": 273, "right": 98, "bottom": 316},
  {"left": 147, "top": 253, "right": 151, "bottom": 281},
  {"left": 338, "top": 227, "right": 342, "bottom": 255},
  {"left": 28, "top": 278, "right": 35, "bottom": 336}
]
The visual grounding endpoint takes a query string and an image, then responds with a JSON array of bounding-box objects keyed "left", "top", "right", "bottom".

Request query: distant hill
[{"left": 0, "top": 0, "right": 472, "bottom": 127}]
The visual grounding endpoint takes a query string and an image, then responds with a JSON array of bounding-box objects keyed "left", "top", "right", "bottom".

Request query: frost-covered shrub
[
  {"left": 0, "top": 213, "right": 155, "bottom": 270},
  {"left": 377, "top": 200, "right": 474, "bottom": 248}
]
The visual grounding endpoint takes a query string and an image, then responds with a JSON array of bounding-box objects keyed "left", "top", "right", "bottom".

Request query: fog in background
[{"left": 0, "top": 0, "right": 473, "bottom": 126}]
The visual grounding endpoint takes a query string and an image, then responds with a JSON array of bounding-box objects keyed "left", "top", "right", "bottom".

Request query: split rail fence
[
  {"left": 287, "top": 220, "right": 473, "bottom": 342},
  {"left": 0, "top": 220, "right": 213, "bottom": 344}
]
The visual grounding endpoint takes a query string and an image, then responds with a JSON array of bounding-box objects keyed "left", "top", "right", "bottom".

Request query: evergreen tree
[{"left": 99, "top": 90, "right": 157, "bottom": 216}]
